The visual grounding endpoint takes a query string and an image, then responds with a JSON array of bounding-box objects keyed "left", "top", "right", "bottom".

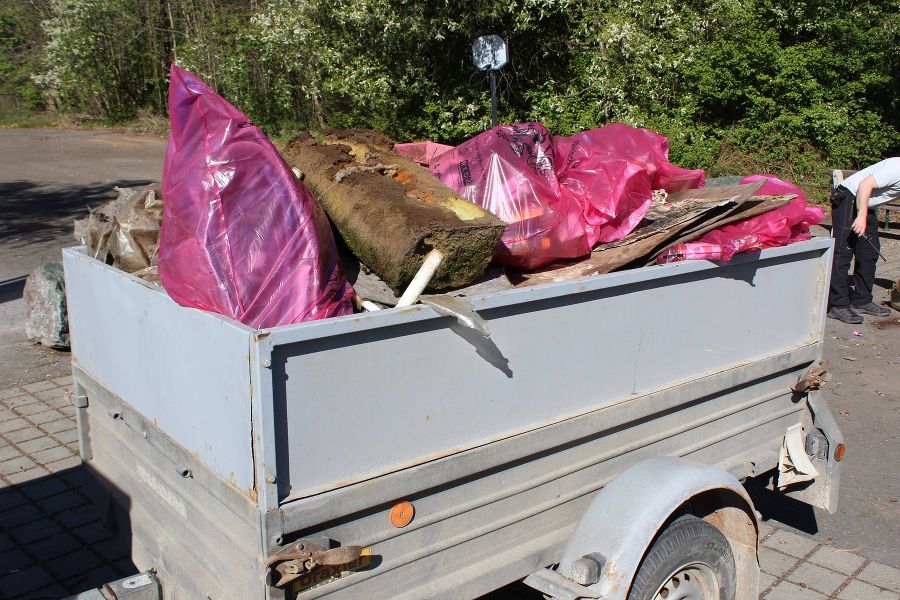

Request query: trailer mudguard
[{"left": 556, "top": 457, "right": 759, "bottom": 600}]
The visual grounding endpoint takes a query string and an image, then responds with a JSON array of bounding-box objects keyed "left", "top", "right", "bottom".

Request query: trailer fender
[{"left": 557, "top": 457, "right": 759, "bottom": 600}]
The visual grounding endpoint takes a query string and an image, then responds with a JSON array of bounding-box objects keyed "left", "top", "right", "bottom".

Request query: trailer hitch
[{"left": 265, "top": 540, "right": 364, "bottom": 588}]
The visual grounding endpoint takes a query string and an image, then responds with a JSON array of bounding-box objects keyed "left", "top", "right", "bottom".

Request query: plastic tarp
[
  {"left": 429, "top": 122, "right": 704, "bottom": 269},
  {"left": 159, "top": 65, "right": 354, "bottom": 328},
  {"left": 659, "top": 175, "right": 825, "bottom": 263}
]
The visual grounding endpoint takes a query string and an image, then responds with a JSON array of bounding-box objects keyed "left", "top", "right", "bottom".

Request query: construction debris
[
  {"left": 74, "top": 184, "right": 163, "bottom": 280},
  {"left": 281, "top": 130, "right": 506, "bottom": 293}
]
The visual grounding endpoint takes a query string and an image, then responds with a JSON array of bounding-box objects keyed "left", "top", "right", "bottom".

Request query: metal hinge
[{"left": 71, "top": 394, "right": 92, "bottom": 462}]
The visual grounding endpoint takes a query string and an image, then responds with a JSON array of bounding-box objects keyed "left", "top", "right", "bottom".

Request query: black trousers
[{"left": 828, "top": 186, "right": 880, "bottom": 307}]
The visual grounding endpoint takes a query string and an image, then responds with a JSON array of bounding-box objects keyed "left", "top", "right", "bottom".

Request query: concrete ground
[
  {"left": 0, "top": 128, "right": 898, "bottom": 598},
  {"left": 0, "top": 128, "right": 166, "bottom": 385}
]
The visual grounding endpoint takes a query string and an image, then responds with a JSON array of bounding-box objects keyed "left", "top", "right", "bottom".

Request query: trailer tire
[{"left": 628, "top": 515, "right": 736, "bottom": 600}]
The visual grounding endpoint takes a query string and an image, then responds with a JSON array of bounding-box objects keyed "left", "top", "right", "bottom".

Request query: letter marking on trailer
[{"left": 136, "top": 464, "right": 188, "bottom": 518}]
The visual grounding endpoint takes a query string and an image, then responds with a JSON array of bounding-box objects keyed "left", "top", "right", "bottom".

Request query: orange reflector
[
  {"left": 834, "top": 443, "right": 846, "bottom": 462},
  {"left": 390, "top": 500, "right": 415, "bottom": 528}
]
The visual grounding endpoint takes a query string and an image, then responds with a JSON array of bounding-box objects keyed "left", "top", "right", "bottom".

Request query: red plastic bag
[
  {"left": 659, "top": 175, "right": 824, "bottom": 263},
  {"left": 430, "top": 123, "right": 590, "bottom": 269},
  {"left": 159, "top": 66, "right": 354, "bottom": 328},
  {"left": 429, "top": 122, "right": 704, "bottom": 269}
]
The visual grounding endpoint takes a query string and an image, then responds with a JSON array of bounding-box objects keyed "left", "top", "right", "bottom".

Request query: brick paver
[
  {"left": 1, "top": 377, "right": 899, "bottom": 599},
  {"left": 0, "top": 379, "right": 133, "bottom": 600},
  {"left": 758, "top": 523, "right": 900, "bottom": 599}
]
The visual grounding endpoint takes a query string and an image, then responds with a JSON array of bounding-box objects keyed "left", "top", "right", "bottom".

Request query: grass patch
[
  {"left": 122, "top": 110, "right": 169, "bottom": 137},
  {"left": 0, "top": 108, "right": 169, "bottom": 138},
  {"left": 0, "top": 109, "right": 70, "bottom": 128}
]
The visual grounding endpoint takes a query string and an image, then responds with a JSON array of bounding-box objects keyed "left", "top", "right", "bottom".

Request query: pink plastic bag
[
  {"left": 429, "top": 122, "right": 705, "bottom": 269},
  {"left": 430, "top": 123, "right": 590, "bottom": 268},
  {"left": 159, "top": 66, "right": 354, "bottom": 328},
  {"left": 555, "top": 124, "right": 705, "bottom": 245},
  {"left": 393, "top": 141, "right": 454, "bottom": 166},
  {"left": 659, "top": 175, "right": 825, "bottom": 263}
]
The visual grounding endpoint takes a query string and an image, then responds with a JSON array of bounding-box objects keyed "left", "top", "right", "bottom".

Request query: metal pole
[{"left": 489, "top": 70, "right": 498, "bottom": 127}]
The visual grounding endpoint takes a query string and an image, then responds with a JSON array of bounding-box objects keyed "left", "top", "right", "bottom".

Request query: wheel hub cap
[{"left": 652, "top": 563, "right": 719, "bottom": 600}]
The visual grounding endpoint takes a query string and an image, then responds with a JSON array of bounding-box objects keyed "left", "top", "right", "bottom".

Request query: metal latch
[{"left": 265, "top": 540, "right": 363, "bottom": 588}]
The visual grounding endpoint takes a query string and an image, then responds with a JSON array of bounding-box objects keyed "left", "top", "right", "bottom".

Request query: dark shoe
[
  {"left": 827, "top": 306, "right": 863, "bottom": 324},
  {"left": 852, "top": 302, "right": 891, "bottom": 317}
]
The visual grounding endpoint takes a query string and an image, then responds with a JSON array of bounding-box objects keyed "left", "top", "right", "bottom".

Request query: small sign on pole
[{"left": 472, "top": 35, "right": 508, "bottom": 127}]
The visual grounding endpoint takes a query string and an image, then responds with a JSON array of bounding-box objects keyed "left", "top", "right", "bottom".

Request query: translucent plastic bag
[
  {"left": 554, "top": 124, "right": 704, "bottom": 246},
  {"left": 659, "top": 175, "right": 824, "bottom": 263},
  {"left": 429, "top": 122, "right": 705, "bottom": 269},
  {"left": 430, "top": 123, "right": 589, "bottom": 269},
  {"left": 159, "top": 66, "right": 354, "bottom": 328}
]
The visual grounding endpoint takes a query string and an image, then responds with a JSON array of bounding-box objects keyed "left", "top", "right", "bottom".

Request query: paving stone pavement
[
  {"left": 1, "top": 378, "right": 899, "bottom": 599},
  {"left": 0, "top": 377, "right": 133, "bottom": 600}
]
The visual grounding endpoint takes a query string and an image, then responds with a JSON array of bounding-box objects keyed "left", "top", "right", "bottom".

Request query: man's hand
[{"left": 852, "top": 174, "right": 877, "bottom": 236}]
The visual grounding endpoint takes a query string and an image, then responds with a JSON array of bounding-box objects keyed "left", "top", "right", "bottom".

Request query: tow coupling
[{"left": 265, "top": 540, "right": 364, "bottom": 587}]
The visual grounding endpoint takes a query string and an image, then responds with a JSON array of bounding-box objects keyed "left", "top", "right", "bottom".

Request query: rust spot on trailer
[
  {"left": 224, "top": 471, "right": 258, "bottom": 501},
  {"left": 255, "top": 331, "right": 272, "bottom": 341},
  {"left": 603, "top": 560, "right": 624, "bottom": 594}
]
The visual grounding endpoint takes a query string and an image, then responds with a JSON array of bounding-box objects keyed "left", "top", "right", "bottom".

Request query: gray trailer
[{"left": 62, "top": 235, "right": 843, "bottom": 600}]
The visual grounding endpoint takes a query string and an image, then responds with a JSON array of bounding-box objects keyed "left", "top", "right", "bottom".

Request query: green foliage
[
  {"left": 35, "top": 0, "right": 168, "bottom": 119},
  {"left": 7, "top": 0, "right": 899, "bottom": 194},
  {"left": 0, "top": 1, "right": 46, "bottom": 112}
]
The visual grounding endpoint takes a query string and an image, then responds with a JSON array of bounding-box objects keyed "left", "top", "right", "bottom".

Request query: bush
[{"left": 9, "top": 0, "right": 899, "bottom": 187}]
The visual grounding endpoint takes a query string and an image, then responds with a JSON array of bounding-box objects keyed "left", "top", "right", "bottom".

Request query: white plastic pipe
[
  {"left": 396, "top": 249, "right": 445, "bottom": 307},
  {"left": 361, "top": 300, "right": 382, "bottom": 312}
]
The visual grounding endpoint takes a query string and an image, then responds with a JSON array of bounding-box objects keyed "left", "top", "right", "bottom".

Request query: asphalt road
[
  {"left": 0, "top": 128, "right": 897, "bottom": 578},
  {"left": 0, "top": 128, "right": 166, "bottom": 385}
]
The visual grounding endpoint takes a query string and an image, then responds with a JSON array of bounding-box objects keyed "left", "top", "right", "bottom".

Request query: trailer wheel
[{"left": 628, "top": 515, "right": 736, "bottom": 600}]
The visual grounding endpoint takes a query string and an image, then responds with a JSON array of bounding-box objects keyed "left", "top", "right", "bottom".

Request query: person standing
[{"left": 828, "top": 157, "right": 900, "bottom": 324}]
